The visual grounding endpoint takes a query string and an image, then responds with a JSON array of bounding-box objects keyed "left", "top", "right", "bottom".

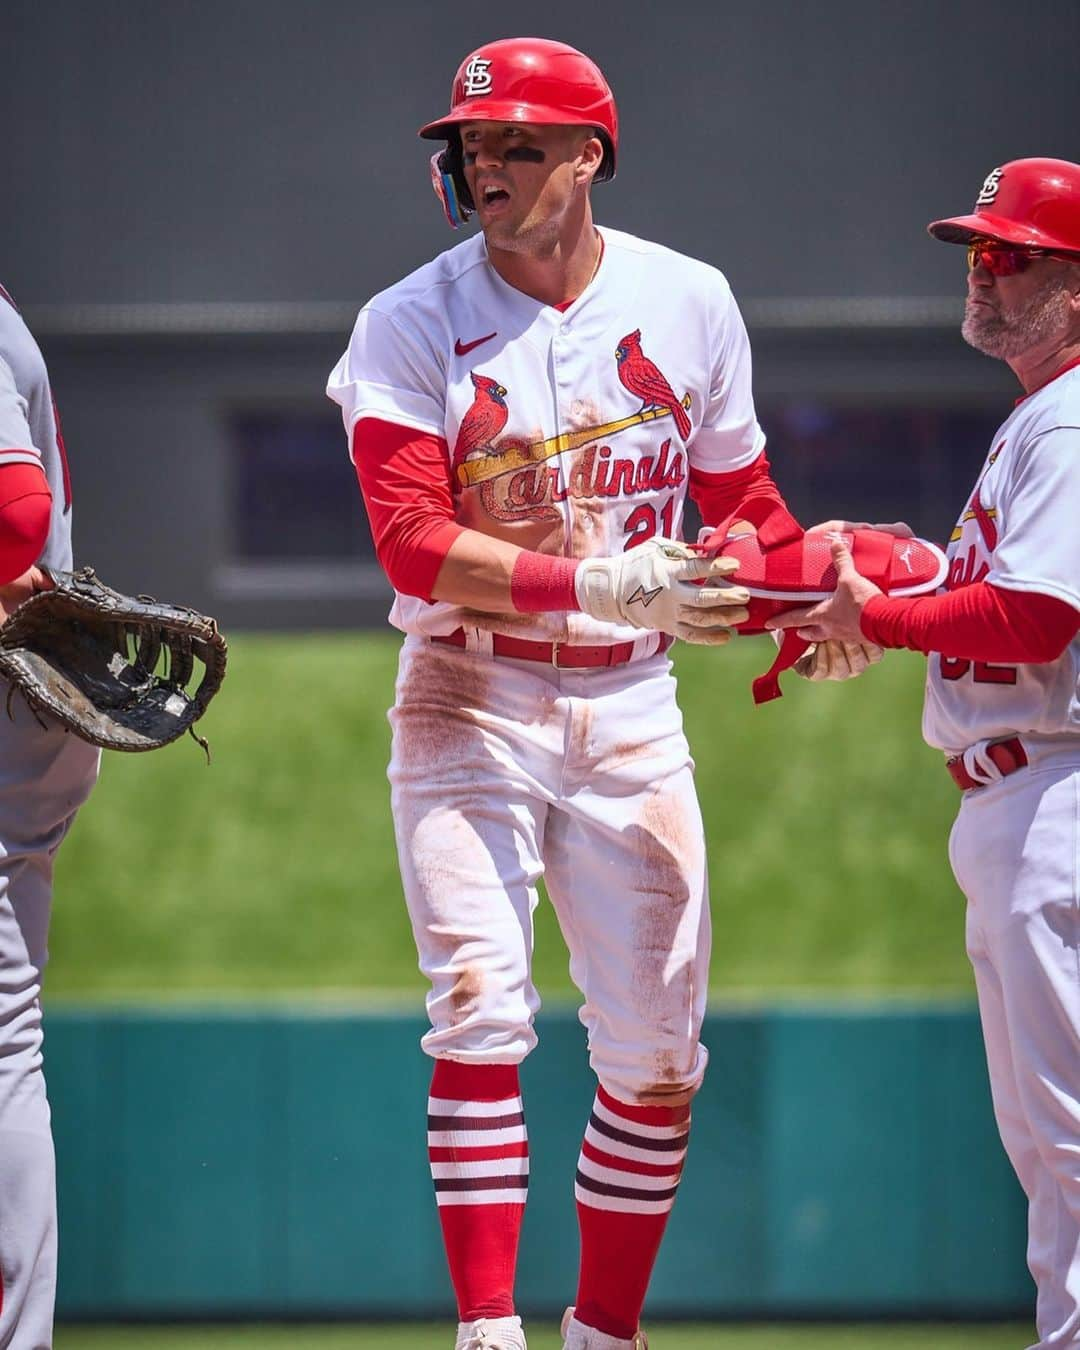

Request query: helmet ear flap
[
  {"left": 593, "top": 129, "right": 616, "bottom": 184},
  {"left": 429, "top": 135, "right": 475, "bottom": 229}
]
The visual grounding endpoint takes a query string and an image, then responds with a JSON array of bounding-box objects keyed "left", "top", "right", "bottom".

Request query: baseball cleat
[
  {"left": 560, "top": 1306, "right": 648, "bottom": 1349},
  {"left": 455, "top": 1314, "right": 528, "bottom": 1349},
  {"left": 692, "top": 525, "right": 950, "bottom": 702},
  {"left": 698, "top": 526, "right": 949, "bottom": 633}
]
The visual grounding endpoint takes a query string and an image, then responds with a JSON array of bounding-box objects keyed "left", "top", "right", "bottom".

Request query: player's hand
[
  {"left": 807, "top": 518, "right": 914, "bottom": 538},
  {"left": 768, "top": 624, "right": 884, "bottom": 683},
  {"left": 575, "top": 538, "right": 750, "bottom": 645},
  {"left": 0, "top": 566, "right": 51, "bottom": 624},
  {"left": 792, "top": 639, "right": 885, "bottom": 681},
  {"left": 764, "top": 535, "right": 882, "bottom": 645}
]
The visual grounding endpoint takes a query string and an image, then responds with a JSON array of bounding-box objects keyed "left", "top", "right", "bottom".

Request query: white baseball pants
[
  {"left": 950, "top": 746, "right": 1080, "bottom": 1350},
  {"left": 388, "top": 635, "right": 711, "bottom": 1104}
]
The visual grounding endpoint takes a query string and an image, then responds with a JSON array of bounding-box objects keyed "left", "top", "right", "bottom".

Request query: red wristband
[{"left": 509, "top": 551, "right": 581, "bottom": 613}]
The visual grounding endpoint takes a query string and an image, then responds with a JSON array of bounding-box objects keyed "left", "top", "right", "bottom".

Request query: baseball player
[
  {"left": 327, "top": 37, "right": 865, "bottom": 1350},
  {"left": 768, "top": 158, "right": 1080, "bottom": 1349},
  {"left": 0, "top": 285, "right": 100, "bottom": 1346}
]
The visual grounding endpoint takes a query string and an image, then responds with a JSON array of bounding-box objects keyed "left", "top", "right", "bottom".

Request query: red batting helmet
[
  {"left": 928, "top": 157, "right": 1080, "bottom": 253},
  {"left": 419, "top": 37, "right": 618, "bottom": 227}
]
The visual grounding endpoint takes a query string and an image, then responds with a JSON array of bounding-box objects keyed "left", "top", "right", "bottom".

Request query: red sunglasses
[{"left": 967, "top": 238, "right": 1079, "bottom": 276}]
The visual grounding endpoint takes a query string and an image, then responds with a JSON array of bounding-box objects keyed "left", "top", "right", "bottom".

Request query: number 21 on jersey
[{"left": 623, "top": 497, "right": 675, "bottom": 550}]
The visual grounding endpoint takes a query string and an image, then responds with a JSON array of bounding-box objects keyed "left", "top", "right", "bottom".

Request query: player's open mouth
[{"left": 480, "top": 186, "right": 510, "bottom": 208}]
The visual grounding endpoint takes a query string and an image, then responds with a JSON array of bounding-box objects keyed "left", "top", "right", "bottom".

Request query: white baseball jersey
[
  {"left": 327, "top": 225, "right": 765, "bottom": 643},
  {"left": 923, "top": 364, "right": 1080, "bottom": 754},
  {"left": 0, "top": 286, "right": 73, "bottom": 571}
]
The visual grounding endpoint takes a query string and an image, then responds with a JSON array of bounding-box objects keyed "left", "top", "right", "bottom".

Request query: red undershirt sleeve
[
  {"left": 689, "top": 450, "right": 802, "bottom": 547},
  {"left": 861, "top": 582, "right": 1080, "bottom": 664},
  {"left": 0, "top": 460, "right": 52, "bottom": 585},
  {"left": 350, "top": 417, "right": 465, "bottom": 601}
]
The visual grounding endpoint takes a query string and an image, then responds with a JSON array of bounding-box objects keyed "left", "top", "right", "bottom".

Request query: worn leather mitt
[{"left": 0, "top": 566, "right": 227, "bottom": 755}]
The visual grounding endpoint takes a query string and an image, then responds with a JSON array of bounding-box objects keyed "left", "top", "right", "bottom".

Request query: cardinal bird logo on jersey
[
  {"left": 453, "top": 372, "right": 509, "bottom": 473},
  {"left": 615, "top": 329, "right": 692, "bottom": 442},
  {"left": 950, "top": 442, "right": 1003, "bottom": 547}
]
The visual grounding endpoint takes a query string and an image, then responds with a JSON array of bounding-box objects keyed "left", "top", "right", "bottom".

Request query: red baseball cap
[{"left": 928, "top": 157, "right": 1080, "bottom": 252}]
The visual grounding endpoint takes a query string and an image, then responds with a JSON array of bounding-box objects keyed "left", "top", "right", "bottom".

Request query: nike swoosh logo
[
  {"left": 626, "top": 584, "right": 663, "bottom": 608},
  {"left": 455, "top": 331, "right": 497, "bottom": 356}
]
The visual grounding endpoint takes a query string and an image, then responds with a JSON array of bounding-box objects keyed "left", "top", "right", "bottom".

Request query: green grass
[
  {"left": 48, "top": 633, "right": 970, "bottom": 1001},
  {"left": 54, "top": 1323, "right": 1033, "bottom": 1349}
]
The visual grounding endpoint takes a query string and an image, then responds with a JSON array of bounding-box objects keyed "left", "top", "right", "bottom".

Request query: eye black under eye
[{"left": 462, "top": 146, "right": 545, "bottom": 165}]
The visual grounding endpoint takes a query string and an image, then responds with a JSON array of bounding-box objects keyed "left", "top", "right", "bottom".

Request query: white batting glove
[
  {"left": 792, "top": 639, "right": 885, "bottom": 681},
  {"left": 575, "top": 538, "right": 750, "bottom": 645}
]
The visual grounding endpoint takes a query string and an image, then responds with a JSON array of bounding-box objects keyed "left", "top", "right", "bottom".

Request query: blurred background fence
[{"left": 50, "top": 1005, "right": 1028, "bottom": 1320}]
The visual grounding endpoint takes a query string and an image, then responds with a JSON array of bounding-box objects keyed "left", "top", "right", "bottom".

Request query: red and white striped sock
[
  {"left": 573, "top": 1085, "right": 690, "bottom": 1340},
  {"left": 427, "top": 1060, "right": 528, "bottom": 1321}
]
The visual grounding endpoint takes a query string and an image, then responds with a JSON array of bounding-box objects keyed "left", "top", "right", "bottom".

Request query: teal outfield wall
[{"left": 46, "top": 1005, "right": 1031, "bottom": 1320}]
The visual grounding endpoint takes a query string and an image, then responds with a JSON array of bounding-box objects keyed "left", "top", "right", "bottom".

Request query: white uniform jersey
[
  {"left": 327, "top": 226, "right": 765, "bottom": 645},
  {"left": 923, "top": 364, "right": 1080, "bottom": 754},
  {"left": 0, "top": 286, "right": 73, "bottom": 572}
]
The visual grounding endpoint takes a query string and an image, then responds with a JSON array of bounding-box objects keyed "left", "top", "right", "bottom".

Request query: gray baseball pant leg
[{"left": 0, "top": 707, "right": 98, "bottom": 1350}]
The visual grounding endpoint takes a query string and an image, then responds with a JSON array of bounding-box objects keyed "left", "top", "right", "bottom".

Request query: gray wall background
[{"left": 1, "top": 0, "right": 1077, "bottom": 626}]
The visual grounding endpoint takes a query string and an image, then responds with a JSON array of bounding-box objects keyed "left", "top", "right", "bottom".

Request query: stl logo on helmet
[
  {"left": 975, "top": 167, "right": 1004, "bottom": 206},
  {"left": 462, "top": 57, "right": 494, "bottom": 96}
]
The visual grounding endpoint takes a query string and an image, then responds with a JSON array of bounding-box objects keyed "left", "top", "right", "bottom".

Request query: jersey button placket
[{"left": 550, "top": 327, "right": 575, "bottom": 549}]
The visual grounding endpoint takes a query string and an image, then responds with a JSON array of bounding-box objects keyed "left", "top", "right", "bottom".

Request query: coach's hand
[{"left": 575, "top": 538, "right": 750, "bottom": 645}]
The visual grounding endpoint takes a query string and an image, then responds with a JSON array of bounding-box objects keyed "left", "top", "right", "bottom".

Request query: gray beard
[{"left": 962, "top": 276, "right": 1073, "bottom": 359}]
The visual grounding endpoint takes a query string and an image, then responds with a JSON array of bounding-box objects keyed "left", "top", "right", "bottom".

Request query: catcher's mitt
[{"left": 0, "top": 566, "right": 227, "bottom": 756}]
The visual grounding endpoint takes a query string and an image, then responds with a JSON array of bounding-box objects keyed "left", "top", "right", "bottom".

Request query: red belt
[
  {"left": 946, "top": 736, "right": 1028, "bottom": 791},
  {"left": 431, "top": 628, "right": 673, "bottom": 669}
]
